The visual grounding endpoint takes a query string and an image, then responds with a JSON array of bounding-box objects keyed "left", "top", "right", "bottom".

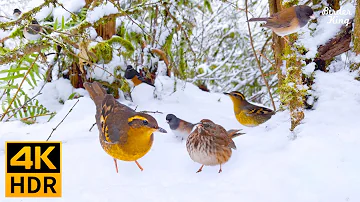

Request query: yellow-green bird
[{"left": 224, "top": 91, "right": 275, "bottom": 127}]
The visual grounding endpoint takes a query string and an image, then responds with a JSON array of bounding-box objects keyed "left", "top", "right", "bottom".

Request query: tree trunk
[
  {"left": 354, "top": 0, "right": 360, "bottom": 55},
  {"left": 268, "top": 0, "right": 285, "bottom": 104},
  {"left": 86, "top": 0, "right": 116, "bottom": 40},
  {"left": 327, "top": 0, "right": 340, "bottom": 10},
  {"left": 283, "top": 42, "right": 305, "bottom": 131}
]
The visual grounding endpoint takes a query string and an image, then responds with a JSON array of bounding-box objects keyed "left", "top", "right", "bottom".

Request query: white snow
[
  {"left": 86, "top": 2, "right": 118, "bottom": 23},
  {"left": 299, "top": 3, "right": 355, "bottom": 58},
  {"left": 53, "top": 0, "right": 85, "bottom": 22},
  {"left": 1, "top": 68, "right": 360, "bottom": 202},
  {"left": 303, "top": 62, "right": 316, "bottom": 76}
]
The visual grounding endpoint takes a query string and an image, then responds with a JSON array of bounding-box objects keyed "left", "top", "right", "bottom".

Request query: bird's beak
[
  {"left": 223, "top": 92, "right": 229, "bottom": 95},
  {"left": 166, "top": 120, "right": 169, "bottom": 123},
  {"left": 310, "top": 14, "right": 316, "bottom": 19},
  {"left": 156, "top": 127, "right": 167, "bottom": 133}
]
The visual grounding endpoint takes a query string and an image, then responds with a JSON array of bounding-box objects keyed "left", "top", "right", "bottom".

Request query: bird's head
[
  {"left": 165, "top": 114, "right": 181, "bottom": 130},
  {"left": 223, "top": 91, "right": 247, "bottom": 105},
  {"left": 128, "top": 114, "right": 167, "bottom": 134}
]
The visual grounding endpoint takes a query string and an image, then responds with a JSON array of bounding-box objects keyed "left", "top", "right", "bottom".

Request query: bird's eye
[{"left": 143, "top": 120, "right": 148, "bottom": 125}]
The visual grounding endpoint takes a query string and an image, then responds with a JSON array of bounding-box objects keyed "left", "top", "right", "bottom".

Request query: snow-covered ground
[{"left": 0, "top": 68, "right": 359, "bottom": 202}]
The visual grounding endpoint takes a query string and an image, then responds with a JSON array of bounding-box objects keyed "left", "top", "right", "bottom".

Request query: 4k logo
[{"left": 5, "top": 142, "right": 62, "bottom": 197}]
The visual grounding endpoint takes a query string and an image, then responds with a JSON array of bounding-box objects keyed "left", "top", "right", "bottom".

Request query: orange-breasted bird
[
  {"left": 124, "top": 65, "right": 155, "bottom": 87},
  {"left": 84, "top": 81, "right": 167, "bottom": 173},
  {"left": 224, "top": 91, "right": 275, "bottom": 127},
  {"left": 186, "top": 119, "right": 238, "bottom": 173},
  {"left": 248, "top": 5, "right": 315, "bottom": 37},
  {"left": 166, "top": 114, "right": 245, "bottom": 141}
]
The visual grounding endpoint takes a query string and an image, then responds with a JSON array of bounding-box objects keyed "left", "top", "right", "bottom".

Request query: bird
[
  {"left": 124, "top": 65, "right": 155, "bottom": 87},
  {"left": 13, "top": 9, "right": 21, "bottom": 19},
  {"left": 84, "top": 81, "right": 167, "bottom": 173},
  {"left": 224, "top": 91, "right": 275, "bottom": 127},
  {"left": 23, "top": 19, "right": 42, "bottom": 41},
  {"left": 247, "top": 5, "right": 315, "bottom": 37},
  {"left": 186, "top": 119, "right": 238, "bottom": 173},
  {"left": 166, "top": 114, "right": 245, "bottom": 141}
]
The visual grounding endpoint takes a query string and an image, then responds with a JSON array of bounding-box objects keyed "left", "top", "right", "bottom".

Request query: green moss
[
  {"left": 197, "top": 67, "right": 204, "bottom": 74},
  {"left": 9, "top": 27, "right": 23, "bottom": 38},
  {"left": 108, "top": 36, "right": 135, "bottom": 57},
  {"left": 89, "top": 42, "right": 113, "bottom": 64},
  {"left": 209, "top": 64, "right": 217, "bottom": 70}
]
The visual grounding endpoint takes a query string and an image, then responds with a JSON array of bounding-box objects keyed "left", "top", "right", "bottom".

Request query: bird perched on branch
[
  {"left": 166, "top": 114, "right": 245, "bottom": 141},
  {"left": 247, "top": 5, "right": 315, "bottom": 37},
  {"left": 13, "top": 9, "right": 21, "bottom": 19},
  {"left": 23, "top": 19, "right": 42, "bottom": 41},
  {"left": 224, "top": 91, "right": 275, "bottom": 127},
  {"left": 186, "top": 119, "right": 239, "bottom": 173},
  {"left": 84, "top": 81, "right": 167, "bottom": 173},
  {"left": 124, "top": 65, "right": 155, "bottom": 87}
]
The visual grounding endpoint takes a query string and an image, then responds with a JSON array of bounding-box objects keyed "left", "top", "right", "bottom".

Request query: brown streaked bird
[
  {"left": 23, "top": 19, "right": 42, "bottom": 41},
  {"left": 166, "top": 114, "right": 245, "bottom": 141},
  {"left": 84, "top": 81, "right": 167, "bottom": 173},
  {"left": 224, "top": 91, "right": 275, "bottom": 127},
  {"left": 247, "top": 5, "right": 315, "bottom": 37},
  {"left": 124, "top": 65, "right": 155, "bottom": 87},
  {"left": 186, "top": 119, "right": 240, "bottom": 173}
]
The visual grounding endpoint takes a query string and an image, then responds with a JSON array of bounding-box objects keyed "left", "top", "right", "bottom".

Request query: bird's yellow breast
[
  {"left": 100, "top": 127, "right": 154, "bottom": 161},
  {"left": 235, "top": 112, "right": 259, "bottom": 127}
]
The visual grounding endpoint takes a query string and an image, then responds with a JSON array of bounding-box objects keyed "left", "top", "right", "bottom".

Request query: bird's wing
[
  {"left": 100, "top": 94, "right": 135, "bottom": 144},
  {"left": 265, "top": 8, "right": 296, "bottom": 28},
  {"left": 243, "top": 104, "right": 275, "bottom": 117},
  {"left": 214, "top": 125, "right": 237, "bottom": 149}
]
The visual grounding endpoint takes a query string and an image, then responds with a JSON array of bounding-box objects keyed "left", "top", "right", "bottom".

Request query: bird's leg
[
  {"left": 218, "top": 164, "right": 222, "bottom": 173},
  {"left": 113, "top": 158, "right": 118, "bottom": 173},
  {"left": 196, "top": 165, "right": 204, "bottom": 173},
  {"left": 135, "top": 160, "right": 144, "bottom": 171},
  {"left": 282, "top": 36, "right": 290, "bottom": 43}
]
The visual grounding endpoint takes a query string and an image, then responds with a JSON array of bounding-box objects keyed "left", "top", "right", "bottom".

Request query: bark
[
  {"left": 315, "top": 19, "right": 353, "bottom": 71},
  {"left": 282, "top": 40, "right": 305, "bottom": 131},
  {"left": 327, "top": 0, "right": 340, "bottom": 10},
  {"left": 354, "top": 0, "right": 360, "bottom": 55},
  {"left": 268, "top": 0, "right": 285, "bottom": 101}
]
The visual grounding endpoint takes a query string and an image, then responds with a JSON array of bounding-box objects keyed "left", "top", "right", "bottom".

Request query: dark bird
[
  {"left": 247, "top": 5, "right": 315, "bottom": 37},
  {"left": 13, "top": 9, "right": 21, "bottom": 19},
  {"left": 224, "top": 91, "right": 275, "bottom": 127},
  {"left": 166, "top": 114, "right": 245, "bottom": 141},
  {"left": 23, "top": 19, "right": 42, "bottom": 41},
  {"left": 84, "top": 81, "right": 167, "bottom": 173},
  {"left": 124, "top": 65, "right": 155, "bottom": 87},
  {"left": 186, "top": 119, "right": 239, "bottom": 173}
]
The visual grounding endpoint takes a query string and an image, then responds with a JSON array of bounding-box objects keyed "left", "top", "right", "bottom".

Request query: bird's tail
[
  {"left": 247, "top": 17, "right": 268, "bottom": 22},
  {"left": 227, "top": 129, "right": 246, "bottom": 139},
  {"left": 84, "top": 81, "right": 107, "bottom": 109}
]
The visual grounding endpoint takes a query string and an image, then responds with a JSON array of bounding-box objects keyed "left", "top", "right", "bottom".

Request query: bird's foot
[{"left": 135, "top": 160, "right": 144, "bottom": 171}]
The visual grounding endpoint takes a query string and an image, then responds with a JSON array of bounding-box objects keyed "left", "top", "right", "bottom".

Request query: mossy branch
[{"left": 0, "top": 42, "right": 51, "bottom": 65}]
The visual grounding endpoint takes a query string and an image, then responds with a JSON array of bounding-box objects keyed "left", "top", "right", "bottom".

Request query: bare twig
[
  {"left": 46, "top": 99, "right": 80, "bottom": 141},
  {"left": 244, "top": 0, "right": 276, "bottom": 111},
  {"left": 53, "top": 0, "right": 77, "bottom": 18},
  {"left": 0, "top": 54, "right": 40, "bottom": 121},
  {"left": 89, "top": 122, "right": 97, "bottom": 132},
  {"left": 257, "top": 51, "right": 275, "bottom": 66},
  {"left": 139, "top": 110, "right": 163, "bottom": 114}
]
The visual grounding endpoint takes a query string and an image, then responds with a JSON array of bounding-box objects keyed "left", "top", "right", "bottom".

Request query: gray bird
[
  {"left": 23, "top": 20, "right": 42, "bottom": 41},
  {"left": 13, "top": 9, "right": 21, "bottom": 19},
  {"left": 166, "top": 114, "right": 245, "bottom": 141}
]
